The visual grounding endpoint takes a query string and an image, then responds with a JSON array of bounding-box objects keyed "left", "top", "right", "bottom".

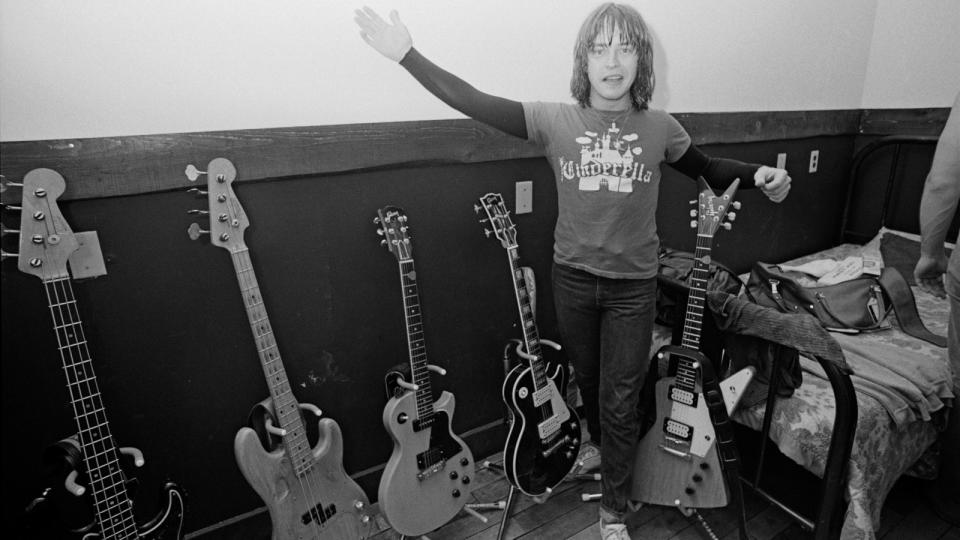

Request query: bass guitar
[
  {"left": 185, "top": 158, "right": 371, "bottom": 540},
  {"left": 374, "top": 206, "right": 475, "bottom": 536},
  {"left": 475, "top": 193, "right": 581, "bottom": 497},
  {"left": 631, "top": 178, "right": 754, "bottom": 510},
  {"left": 15, "top": 168, "right": 185, "bottom": 539}
]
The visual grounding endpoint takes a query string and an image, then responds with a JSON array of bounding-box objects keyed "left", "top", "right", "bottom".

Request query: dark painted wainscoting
[{"left": 0, "top": 108, "right": 947, "bottom": 535}]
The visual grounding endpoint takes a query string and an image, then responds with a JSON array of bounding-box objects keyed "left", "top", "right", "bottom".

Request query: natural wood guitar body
[{"left": 235, "top": 417, "right": 371, "bottom": 540}]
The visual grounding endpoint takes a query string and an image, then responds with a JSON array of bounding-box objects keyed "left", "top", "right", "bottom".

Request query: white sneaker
[{"left": 600, "top": 521, "right": 631, "bottom": 540}]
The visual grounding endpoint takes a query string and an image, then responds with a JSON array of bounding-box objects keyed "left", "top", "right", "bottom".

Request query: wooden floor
[{"left": 203, "top": 449, "right": 960, "bottom": 540}]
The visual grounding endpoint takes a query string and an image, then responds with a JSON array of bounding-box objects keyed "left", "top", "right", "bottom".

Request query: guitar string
[
  {"left": 233, "top": 248, "right": 324, "bottom": 539},
  {"left": 506, "top": 246, "right": 551, "bottom": 421},
  {"left": 399, "top": 259, "right": 434, "bottom": 424},
  {"left": 47, "top": 276, "right": 138, "bottom": 537}
]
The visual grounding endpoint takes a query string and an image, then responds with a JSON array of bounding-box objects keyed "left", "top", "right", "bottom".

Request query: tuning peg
[
  {"left": 478, "top": 217, "right": 489, "bottom": 224},
  {"left": 0, "top": 249, "right": 18, "bottom": 261},
  {"left": 187, "top": 209, "right": 209, "bottom": 216},
  {"left": 474, "top": 204, "right": 482, "bottom": 214},
  {"left": 187, "top": 223, "right": 210, "bottom": 240},
  {"left": 373, "top": 216, "right": 381, "bottom": 224},
  {"left": 376, "top": 228, "right": 384, "bottom": 236},
  {"left": 2, "top": 203, "right": 22, "bottom": 211},
  {"left": 484, "top": 229, "right": 493, "bottom": 237},
  {"left": 690, "top": 220, "right": 697, "bottom": 228},
  {"left": 184, "top": 164, "right": 207, "bottom": 182},
  {"left": 722, "top": 222, "right": 732, "bottom": 230},
  {"left": 726, "top": 212, "right": 737, "bottom": 221},
  {"left": 689, "top": 200, "right": 697, "bottom": 205},
  {"left": 187, "top": 187, "right": 208, "bottom": 197},
  {"left": 732, "top": 201, "right": 742, "bottom": 210},
  {"left": 380, "top": 239, "right": 387, "bottom": 246},
  {"left": 689, "top": 209, "right": 698, "bottom": 218},
  {"left": 0, "top": 223, "right": 18, "bottom": 237}
]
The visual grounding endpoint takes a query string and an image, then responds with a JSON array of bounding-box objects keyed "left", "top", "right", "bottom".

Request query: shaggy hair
[{"left": 570, "top": 3, "right": 655, "bottom": 110}]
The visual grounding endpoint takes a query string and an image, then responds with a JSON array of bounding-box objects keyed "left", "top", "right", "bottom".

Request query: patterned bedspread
[{"left": 730, "top": 241, "right": 952, "bottom": 539}]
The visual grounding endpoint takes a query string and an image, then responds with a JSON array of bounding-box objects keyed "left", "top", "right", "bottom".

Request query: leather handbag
[
  {"left": 747, "top": 262, "right": 946, "bottom": 347},
  {"left": 747, "top": 262, "right": 889, "bottom": 331}
]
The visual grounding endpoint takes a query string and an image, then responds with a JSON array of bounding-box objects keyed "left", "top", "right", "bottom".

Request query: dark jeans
[{"left": 552, "top": 262, "right": 657, "bottom": 517}]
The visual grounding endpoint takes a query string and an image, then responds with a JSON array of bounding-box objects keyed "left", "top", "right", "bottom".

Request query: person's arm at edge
[{"left": 916, "top": 92, "right": 960, "bottom": 296}]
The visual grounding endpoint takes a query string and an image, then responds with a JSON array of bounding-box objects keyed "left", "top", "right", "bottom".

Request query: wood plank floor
[{"left": 200, "top": 449, "right": 959, "bottom": 539}]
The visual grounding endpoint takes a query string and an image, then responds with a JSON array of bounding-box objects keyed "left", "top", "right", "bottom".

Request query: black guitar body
[
  {"left": 25, "top": 481, "right": 185, "bottom": 539},
  {"left": 501, "top": 361, "right": 581, "bottom": 496}
]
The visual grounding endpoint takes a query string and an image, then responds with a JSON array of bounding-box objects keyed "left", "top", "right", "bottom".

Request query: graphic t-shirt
[{"left": 523, "top": 102, "right": 691, "bottom": 279}]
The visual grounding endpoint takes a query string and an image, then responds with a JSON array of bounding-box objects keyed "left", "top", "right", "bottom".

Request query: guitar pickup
[
  {"left": 663, "top": 418, "right": 692, "bottom": 441},
  {"left": 668, "top": 385, "right": 697, "bottom": 407},
  {"left": 302, "top": 502, "right": 336, "bottom": 525}
]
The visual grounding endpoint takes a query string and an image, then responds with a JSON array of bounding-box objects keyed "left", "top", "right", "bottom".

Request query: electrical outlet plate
[
  {"left": 516, "top": 181, "right": 532, "bottom": 214},
  {"left": 809, "top": 150, "right": 819, "bottom": 173},
  {"left": 776, "top": 153, "right": 787, "bottom": 169}
]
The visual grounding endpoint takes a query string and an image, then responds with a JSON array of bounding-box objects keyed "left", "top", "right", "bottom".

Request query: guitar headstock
[
  {"left": 185, "top": 158, "right": 248, "bottom": 251},
  {"left": 475, "top": 193, "right": 517, "bottom": 249},
  {"left": 375, "top": 206, "right": 412, "bottom": 262},
  {"left": 16, "top": 169, "right": 79, "bottom": 280},
  {"left": 692, "top": 177, "right": 741, "bottom": 238}
]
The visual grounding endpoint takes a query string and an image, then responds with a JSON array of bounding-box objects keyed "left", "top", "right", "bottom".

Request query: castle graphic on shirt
[{"left": 558, "top": 122, "right": 653, "bottom": 193}]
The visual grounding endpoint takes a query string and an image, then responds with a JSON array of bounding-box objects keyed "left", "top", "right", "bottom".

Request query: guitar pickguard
[
  {"left": 533, "top": 379, "right": 572, "bottom": 440},
  {"left": 378, "top": 390, "right": 475, "bottom": 537},
  {"left": 631, "top": 346, "right": 754, "bottom": 508}
]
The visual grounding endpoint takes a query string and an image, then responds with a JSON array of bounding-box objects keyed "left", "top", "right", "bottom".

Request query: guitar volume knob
[{"left": 449, "top": 471, "right": 458, "bottom": 480}]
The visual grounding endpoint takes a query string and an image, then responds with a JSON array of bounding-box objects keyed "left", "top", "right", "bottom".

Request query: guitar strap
[
  {"left": 697, "top": 351, "right": 750, "bottom": 540},
  {"left": 879, "top": 267, "right": 947, "bottom": 347}
]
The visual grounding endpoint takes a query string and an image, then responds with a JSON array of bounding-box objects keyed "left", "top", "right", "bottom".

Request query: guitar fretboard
[
  {"left": 675, "top": 234, "right": 713, "bottom": 393},
  {"left": 231, "top": 248, "right": 314, "bottom": 477},
  {"left": 398, "top": 259, "right": 435, "bottom": 426},
  {"left": 44, "top": 276, "right": 139, "bottom": 539},
  {"left": 506, "top": 248, "right": 547, "bottom": 391}
]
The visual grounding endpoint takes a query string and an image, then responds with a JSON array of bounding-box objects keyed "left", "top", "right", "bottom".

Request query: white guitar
[{"left": 374, "top": 205, "right": 475, "bottom": 537}]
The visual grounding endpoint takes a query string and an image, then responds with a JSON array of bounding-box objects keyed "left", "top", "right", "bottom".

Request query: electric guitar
[
  {"left": 14, "top": 168, "right": 185, "bottom": 539},
  {"left": 475, "top": 193, "right": 581, "bottom": 497},
  {"left": 185, "top": 158, "right": 371, "bottom": 540},
  {"left": 631, "top": 178, "right": 754, "bottom": 510},
  {"left": 374, "top": 206, "right": 475, "bottom": 536}
]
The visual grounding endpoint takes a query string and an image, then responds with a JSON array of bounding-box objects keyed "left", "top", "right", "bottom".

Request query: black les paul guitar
[
  {"left": 15, "top": 168, "right": 185, "bottom": 539},
  {"left": 476, "top": 193, "right": 581, "bottom": 497},
  {"left": 631, "top": 178, "right": 754, "bottom": 511}
]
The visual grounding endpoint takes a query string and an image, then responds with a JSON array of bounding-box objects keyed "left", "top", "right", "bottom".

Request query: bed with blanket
[
  {"left": 730, "top": 231, "right": 952, "bottom": 540},
  {"left": 651, "top": 135, "right": 955, "bottom": 540}
]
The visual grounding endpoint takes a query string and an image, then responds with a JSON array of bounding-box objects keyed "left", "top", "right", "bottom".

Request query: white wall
[
  {"left": 0, "top": 0, "right": 956, "bottom": 142},
  {"left": 861, "top": 0, "right": 960, "bottom": 108}
]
